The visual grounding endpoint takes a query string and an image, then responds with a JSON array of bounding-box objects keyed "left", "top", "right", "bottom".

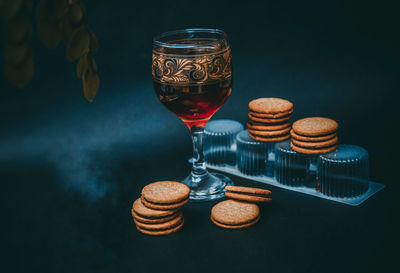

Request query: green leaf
[
  {"left": 4, "top": 49, "right": 34, "bottom": 88},
  {"left": 67, "top": 2, "right": 83, "bottom": 26},
  {"left": 87, "top": 53, "right": 97, "bottom": 73},
  {"left": 0, "top": 0, "right": 23, "bottom": 19},
  {"left": 83, "top": 71, "right": 99, "bottom": 102},
  {"left": 61, "top": 18, "right": 76, "bottom": 44},
  {"left": 36, "top": 0, "right": 48, "bottom": 21},
  {"left": 3, "top": 43, "right": 29, "bottom": 65},
  {"left": 66, "top": 27, "right": 90, "bottom": 61},
  {"left": 46, "top": 0, "right": 67, "bottom": 22},
  {"left": 77, "top": 53, "right": 88, "bottom": 78},
  {"left": 89, "top": 31, "right": 99, "bottom": 54},
  {"left": 37, "top": 21, "right": 62, "bottom": 48},
  {"left": 4, "top": 18, "right": 32, "bottom": 45}
]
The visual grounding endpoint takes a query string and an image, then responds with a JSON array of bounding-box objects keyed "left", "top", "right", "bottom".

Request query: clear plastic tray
[{"left": 199, "top": 120, "right": 384, "bottom": 206}]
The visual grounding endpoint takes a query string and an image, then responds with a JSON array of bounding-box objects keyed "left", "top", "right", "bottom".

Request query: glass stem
[{"left": 190, "top": 125, "right": 208, "bottom": 178}]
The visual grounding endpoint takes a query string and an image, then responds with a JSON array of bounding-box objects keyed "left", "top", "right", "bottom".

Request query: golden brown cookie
[
  {"left": 292, "top": 117, "right": 338, "bottom": 136},
  {"left": 211, "top": 215, "right": 260, "bottom": 229},
  {"left": 142, "top": 181, "right": 190, "bottom": 204},
  {"left": 132, "top": 198, "right": 177, "bottom": 218},
  {"left": 225, "top": 193, "right": 272, "bottom": 203},
  {"left": 132, "top": 210, "right": 180, "bottom": 224},
  {"left": 291, "top": 136, "right": 338, "bottom": 149},
  {"left": 248, "top": 98, "right": 293, "bottom": 117},
  {"left": 225, "top": 185, "right": 272, "bottom": 203},
  {"left": 247, "top": 121, "right": 291, "bottom": 131},
  {"left": 211, "top": 200, "right": 260, "bottom": 229},
  {"left": 290, "top": 129, "right": 336, "bottom": 142},
  {"left": 248, "top": 132, "right": 291, "bottom": 142},
  {"left": 290, "top": 142, "right": 337, "bottom": 154},
  {"left": 248, "top": 113, "right": 291, "bottom": 124},
  {"left": 141, "top": 196, "right": 189, "bottom": 210},
  {"left": 249, "top": 109, "right": 293, "bottom": 118},
  {"left": 134, "top": 211, "right": 183, "bottom": 230},
  {"left": 248, "top": 127, "right": 291, "bottom": 137},
  {"left": 136, "top": 219, "right": 184, "bottom": 236}
]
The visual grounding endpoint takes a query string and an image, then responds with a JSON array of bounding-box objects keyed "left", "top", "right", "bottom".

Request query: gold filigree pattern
[{"left": 152, "top": 49, "right": 232, "bottom": 85}]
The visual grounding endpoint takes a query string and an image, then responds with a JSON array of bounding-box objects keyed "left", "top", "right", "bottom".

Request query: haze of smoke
[{"left": 0, "top": 83, "right": 179, "bottom": 200}]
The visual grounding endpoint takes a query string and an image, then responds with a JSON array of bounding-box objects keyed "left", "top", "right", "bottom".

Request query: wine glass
[{"left": 152, "top": 28, "right": 234, "bottom": 201}]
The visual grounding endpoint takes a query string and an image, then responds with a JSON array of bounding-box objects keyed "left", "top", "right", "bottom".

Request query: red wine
[{"left": 154, "top": 78, "right": 232, "bottom": 128}]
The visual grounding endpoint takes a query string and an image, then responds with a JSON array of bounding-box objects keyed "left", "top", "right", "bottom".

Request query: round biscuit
[
  {"left": 247, "top": 122, "right": 291, "bottom": 131},
  {"left": 248, "top": 127, "right": 291, "bottom": 137},
  {"left": 225, "top": 192, "right": 272, "bottom": 203},
  {"left": 134, "top": 211, "right": 183, "bottom": 230},
  {"left": 136, "top": 219, "right": 184, "bottom": 236},
  {"left": 248, "top": 132, "right": 290, "bottom": 142},
  {"left": 142, "top": 181, "right": 190, "bottom": 204},
  {"left": 248, "top": 113, "right": 291, "bottom": 124},
  {"left": 141, "top": 196, "right": 189, "bottom": 210},
  {"left": 248, "top": 98, "right": 293, "bottom": 115},
  {"left": 211, "top": 215, "right": 260, "bottom": 229},
  {"left": 291, "top": 136, "right": 338, "bottom": 149},
  {"left": 290, "top": 142, "right": 337, "bottom": 154},
  {"left": 290, "top": 129, "right": 336, "bottom": 142},
  {"left": 249, "top": 109, "right": 293, "bottom": 118},
  {"left": 225, "top": 185, "right": 271, "bottom": 196},
  {"left": 292, "top": 117, "right": 338, "bottom": 136},
  {"left": 132, "top": 198, "right": 177, "bottom": 218},
  {"left": 211, "top": 200, "right": 259, "bottom": 226},
  {"left": 132, "top": 210, "right": 180, "bottom": 224}
]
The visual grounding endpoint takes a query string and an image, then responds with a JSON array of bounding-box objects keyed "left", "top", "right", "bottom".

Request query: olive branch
[{"left": 1, "top": 0, "right": 100, "bottom": 102}]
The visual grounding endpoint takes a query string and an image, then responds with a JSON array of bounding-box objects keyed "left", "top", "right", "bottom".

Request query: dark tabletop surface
[{"left": 0, "top": 0, "right": 399, "bottom": 272}]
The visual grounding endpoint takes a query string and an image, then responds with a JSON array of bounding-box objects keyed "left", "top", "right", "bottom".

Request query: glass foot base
[{"left": 182, "top": 172, "right": 234, "bottom": 201}]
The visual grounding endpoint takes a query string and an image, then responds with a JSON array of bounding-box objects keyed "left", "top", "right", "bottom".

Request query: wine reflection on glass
[{"left": 152, "top": 28, "right": 234, "bottom": 201}]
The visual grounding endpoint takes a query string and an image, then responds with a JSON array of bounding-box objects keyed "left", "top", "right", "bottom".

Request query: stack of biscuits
[
  {"left": 247, "top": 98, "right": 293, "bottom": 142},
  {"left": 290, "top": 117, "right": 338, "bottom": 154},
  {"left": 131, "top": 181, "right": 190, "bottom": 235},
  {"left": 211, "top": 186, "right": 272, "bottom": 229}
]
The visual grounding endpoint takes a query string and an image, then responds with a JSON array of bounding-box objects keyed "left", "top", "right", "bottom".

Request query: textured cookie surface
[
  {"left": 225, "top": 186, "right": 272, "bottom": 203},
  {"left": 225, "top": 185, "right": 271, "bottom": 196},
  {"left": 132, "top": 210, "right": 179, "bottom": 224},
  {"left": 211, "top": 200, "right": 260, "bottom": 225},
  {"left": 134, "top": 211, "right": 183, "bottom": 230},
  {"left": 142, "top": 181, "right": 190, "bottom": 204},
  {"left": 248, "top": 127, "right": 291, "bottom": 137},
  {"left": 225, "top": 192, "right": 272, "bottom": 203},
  {"left": 211, "top": 215, "right": 260, "bottom": 229},
  {"left": 248, "top": 98, "right": 293, "bottom": 115},
  {"left": 136, "top": 219, "right": 184, "bottom": 236},
  {"left": 248, "top": 132, "right": 290, "bottom": 142},
  {"left": 290, "top": 129, "right": 336, "bottom": 142},
  {"left": 291, "top": 136, "right": 338, "bottom": 149},
  {"left": 132, "top": 198, "right": 177, "bottom": 218},
  {"left": 292, "top": 117, "right": 338, "bottom": 136},
  {"left": 248, "top": 113, "right": 291, "bottom": 124},
  {"left": 249, "top": 109, "right": 293, "bottom": 118},
  {"left": 141, "top": 196, "right": 189, "bottom": 210},
  {"left": 247, "top": 122, "right": 291, "bottom": 131},
  {"left": 291, "top": 142, "right": 337, "bottom": 154}
]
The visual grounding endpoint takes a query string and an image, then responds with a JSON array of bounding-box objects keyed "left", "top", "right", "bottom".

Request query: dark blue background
[{"left": 0, "top": 0, "right": 398, "bottom": 272}]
